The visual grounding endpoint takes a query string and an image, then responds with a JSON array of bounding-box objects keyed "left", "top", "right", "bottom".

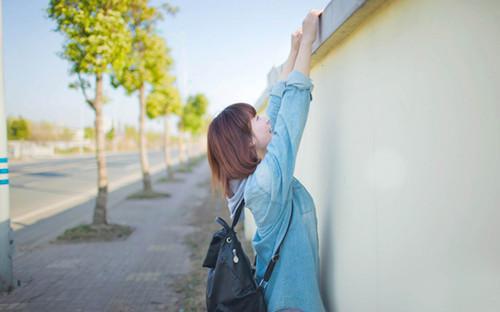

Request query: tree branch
[{"left": 77, "top": 72, "right": 95, "bottom": 111}]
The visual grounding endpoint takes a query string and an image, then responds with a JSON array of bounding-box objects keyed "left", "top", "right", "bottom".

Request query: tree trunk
[
  {"left": 163, "top": 115, "right": 174, "bottom": 179},
  {"left": 93, "top": 74, "right": 108, "bottom": 225},
  {"left": 139, "top": 85, "right": 152, "bottom": 193},
  {"left": 185, "top": 134, "right": 190, "bottom": 163},
  {"left": 178, "top": 131, "right": 186, "bottom": 167}
]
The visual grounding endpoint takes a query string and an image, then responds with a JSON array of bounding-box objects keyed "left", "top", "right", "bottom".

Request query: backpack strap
[
  {"left": 260, "top": 201, "right": 293, "bottom": 288},
  {"left": 230, "top": 198, "right": 294, "bottom": 289},
  {"left": 230, "top": 198, "right": 246, "bottom": 229}
]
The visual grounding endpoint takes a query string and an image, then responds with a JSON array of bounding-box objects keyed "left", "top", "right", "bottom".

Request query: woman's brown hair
[{"left": 207, "top": 103, "right": 260, "bottom": 198}]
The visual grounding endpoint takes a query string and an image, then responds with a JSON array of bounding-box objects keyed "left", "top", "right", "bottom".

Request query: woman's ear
[{"left": 250, "top": 136, "right": 256, "bottom": 147}]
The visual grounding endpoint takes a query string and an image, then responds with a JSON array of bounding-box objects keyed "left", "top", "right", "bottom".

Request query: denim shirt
[{"left": 243, "top": 70, "right": 326, "bottom": 312}]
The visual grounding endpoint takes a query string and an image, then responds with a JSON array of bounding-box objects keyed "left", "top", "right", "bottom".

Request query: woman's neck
[{"left": 256, "top": 147, "right": 267, "bottom": 161}]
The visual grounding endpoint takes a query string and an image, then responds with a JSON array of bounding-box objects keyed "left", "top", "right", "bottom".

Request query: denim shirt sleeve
[
  {"left": 250, "top": 70, "right": 314, "bottom": 227},
  {"left": 266, "top": 80, "right": 286, "bottom": 129}
]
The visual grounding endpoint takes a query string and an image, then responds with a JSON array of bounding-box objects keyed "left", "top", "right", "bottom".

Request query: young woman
[{"left": 207, "top": 10, "right": 326, "bottom": 312}]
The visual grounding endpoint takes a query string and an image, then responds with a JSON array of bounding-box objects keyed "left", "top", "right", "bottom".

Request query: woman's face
[{"left": 250, "top": 114, "right": 272, "bottom": 156}]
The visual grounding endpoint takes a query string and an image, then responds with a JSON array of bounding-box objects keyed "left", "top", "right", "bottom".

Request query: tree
[
  {"left": 48, "top": 0, "right": 132, "bottom": 225},
  {"left": 146, "top": 77, "right": 182, "bottom": 179},
  {"left": 60, "top": 127, "right": 75, "bottom": 142},
  {"left": 7, "top": 116, "right": 31, "bottom": 140},
  {"left": 180, "top": 94, "right": 209, "bottom": 135},
  {"left": 84, "top": 127, "right": 95, "bottom": 140},
  {"left": 106, "top": 127, "right": 115, "bottom": 141},
  {"left": 111, "top": 0, "right": 177, "bottom": 193},
  {"left": 124, "top": 125, "right": 139, "bottom": 143},
  {"left": 178, "top": 93, "right": 209, "bottom": 164}
]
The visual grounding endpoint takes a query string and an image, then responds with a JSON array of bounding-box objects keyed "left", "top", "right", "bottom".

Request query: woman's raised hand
[
  {"left": 291, "top": 28, "right": 302, "bottom": 53},
  {"left": 301, "top": 9, "right": 321, "bottom": 45},
  {"left": 279, "top": 28, "right": 303, "bottom": 80},
  {"left": 292, "top": 9, "right": 322, "bottom": 76}
]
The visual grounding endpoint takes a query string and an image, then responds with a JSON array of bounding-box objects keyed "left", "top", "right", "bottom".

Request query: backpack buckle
[{"left": 258, "top": 278, "right": 268, "bottom": 290}]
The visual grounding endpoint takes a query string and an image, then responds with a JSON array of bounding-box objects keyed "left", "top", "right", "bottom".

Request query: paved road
[{"left": 9, "top": 150, "right": 175, "bottom": 230}]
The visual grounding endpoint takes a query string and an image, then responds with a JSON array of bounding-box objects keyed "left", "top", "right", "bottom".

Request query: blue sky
[{"left": 3, "top": 0, "right": 329, "bottom": 132}]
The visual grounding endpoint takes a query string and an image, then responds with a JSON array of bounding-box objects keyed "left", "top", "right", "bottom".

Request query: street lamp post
[{"left": 0, "top": 0, "right": 14, "bottom": 292}]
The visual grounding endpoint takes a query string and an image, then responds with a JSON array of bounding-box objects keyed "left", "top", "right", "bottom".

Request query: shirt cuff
[
  {"left": 270, "top": 80, "right": 286, "bottom": 97},
  {"left": 285, "top": 70, "right": 314, "bottom": 91}
]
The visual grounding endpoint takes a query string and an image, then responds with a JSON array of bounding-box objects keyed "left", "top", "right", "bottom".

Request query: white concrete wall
[{"left": 294, "top": 0, "right": 500, "bottom": 311}]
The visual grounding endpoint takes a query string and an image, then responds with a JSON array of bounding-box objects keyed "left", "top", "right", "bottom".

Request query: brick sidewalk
[{"left": 0, "top": 160, "right": 212, "bottom": 312}]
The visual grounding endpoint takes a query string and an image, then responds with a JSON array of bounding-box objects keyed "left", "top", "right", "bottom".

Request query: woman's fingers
[
  {"left": 310, "top": 9, "right": 322, "bottom": 16},
  {"left": 302, "top": 9, "right": 321, "bottom": 44}
]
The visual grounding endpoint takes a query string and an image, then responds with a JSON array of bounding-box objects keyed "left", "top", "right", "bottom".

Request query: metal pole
[{"left": 0, "top": 0, "right": 14, "bottom": 292}]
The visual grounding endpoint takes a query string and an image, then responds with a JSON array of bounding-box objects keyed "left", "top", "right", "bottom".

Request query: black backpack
[{"left": 202, "top": 199, "right": 293, "bottom": 312}]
